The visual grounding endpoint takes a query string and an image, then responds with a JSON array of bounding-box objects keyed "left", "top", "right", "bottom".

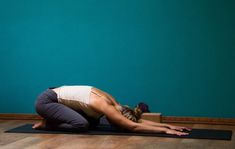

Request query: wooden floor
[{"left": 0, "top": 120, "right": 234, "bottom": 149}]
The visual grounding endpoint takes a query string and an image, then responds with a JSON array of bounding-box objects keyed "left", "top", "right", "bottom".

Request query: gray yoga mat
[{"left": 5, "top": 124, "right": 232, "bottom": 140}]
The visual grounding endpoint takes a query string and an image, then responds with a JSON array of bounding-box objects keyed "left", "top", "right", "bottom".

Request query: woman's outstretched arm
[
  {"left": 138, "top": 119, "right": 191, "bottom": 132},
  {"left": 97, "top": 103, "right": 189, "bottom": 136}
]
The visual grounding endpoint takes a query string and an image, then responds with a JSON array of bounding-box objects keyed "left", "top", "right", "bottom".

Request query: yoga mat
[{"left": 5, "top": 124, "right": 232, "bottom": 140}]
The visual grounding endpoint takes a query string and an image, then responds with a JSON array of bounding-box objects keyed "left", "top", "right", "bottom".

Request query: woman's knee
[
  {"left": 34, "top": 94, "right": 50, "bottom": 115},
  {"left": 35, "top": 100, "right": 44, "bottom": 116},
  {"left": 71, "top": 120, "right": 90, "bottom": 131}
]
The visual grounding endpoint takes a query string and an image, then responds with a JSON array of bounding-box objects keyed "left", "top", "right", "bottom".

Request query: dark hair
[
  {"left": 119, "top": 105, "right": 143, "bottom": 122},
  {"left": 137, "top": 102, "right": 150, "bottom": 113}
]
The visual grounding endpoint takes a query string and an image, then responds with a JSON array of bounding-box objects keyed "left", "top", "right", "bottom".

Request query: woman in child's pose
[{"left": 33, "top": 85, "right": 191, "bottom": 136}]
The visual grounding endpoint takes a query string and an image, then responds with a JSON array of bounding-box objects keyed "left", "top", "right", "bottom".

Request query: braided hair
[
  {"left": 118, "top": 105, "right": 142, "bottom": 122},
  {"left": 118, "top": 102, "right": 150, "bottom": 122}
]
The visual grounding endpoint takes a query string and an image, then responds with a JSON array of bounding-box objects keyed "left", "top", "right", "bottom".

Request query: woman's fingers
[
  {"left": 173, "top": 126, "right": 192, "bottom": 131},
  {"left": 179, "top": 126, "right": 192, "bottom": 131},
  {"left": 176, "top": 131, "right": 189, "bottom": 136},
  {"left": 184, "top": 127, "right": 192, "bottom": 131},
  {"left": 166, "top": 129, "right": 189, "bottom": 136}
]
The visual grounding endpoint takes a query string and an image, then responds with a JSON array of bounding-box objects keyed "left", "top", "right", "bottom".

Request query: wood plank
[
  {"left": 55, "top": 135, "right": 130, "bottom": 149},
  {"left": 0, "top": 120, "right": 31, "bottom": 146},
  {"left": 25, "top": 134, "right": 74, "bottom": 149},
  {"left": 1, "top": 136, "right": 44, "bottom": 149}
]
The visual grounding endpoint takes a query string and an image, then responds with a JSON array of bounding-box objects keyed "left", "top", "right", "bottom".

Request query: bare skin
[{"left": 33, "top": 87, "right": 191, "bottom": 136}]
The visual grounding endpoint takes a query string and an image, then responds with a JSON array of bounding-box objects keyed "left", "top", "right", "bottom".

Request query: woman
[{"left": 33, "top": 85, "right": 191, "bottom": 136}]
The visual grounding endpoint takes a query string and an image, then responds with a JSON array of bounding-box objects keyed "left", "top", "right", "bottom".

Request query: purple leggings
[{"left": 35, "top": 88, "right": 110, "bottom": 132}]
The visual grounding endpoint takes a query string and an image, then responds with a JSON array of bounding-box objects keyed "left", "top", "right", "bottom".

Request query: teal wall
[{"left": 0, "top": 0, "right": 234, "bottom": 118}]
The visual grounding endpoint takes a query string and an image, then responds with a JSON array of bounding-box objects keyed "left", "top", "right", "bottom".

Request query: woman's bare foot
[{"left": 32, "top": 119, "right": 47, "bottom": 129}]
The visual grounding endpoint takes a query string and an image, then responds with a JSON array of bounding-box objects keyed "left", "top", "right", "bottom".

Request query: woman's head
[{"left": 118, "top": 105, "right": 143, "bottom": 122}]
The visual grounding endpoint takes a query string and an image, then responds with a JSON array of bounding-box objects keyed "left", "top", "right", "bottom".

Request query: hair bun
[{"left": 137, "top": 102, "right": 150, "bottom": 113}]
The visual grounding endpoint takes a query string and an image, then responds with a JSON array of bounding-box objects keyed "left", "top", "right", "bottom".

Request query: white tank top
[{"left": 54, "top": 85, "right": 103, "bottom": 119}]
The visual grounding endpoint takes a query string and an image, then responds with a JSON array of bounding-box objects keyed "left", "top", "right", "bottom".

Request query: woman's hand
[
  {"left": 167, "top": 125, "right": 192, "bottom": 132},
  {"left": 165, "top": 129, "right": 189, "bottom": 136}
]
